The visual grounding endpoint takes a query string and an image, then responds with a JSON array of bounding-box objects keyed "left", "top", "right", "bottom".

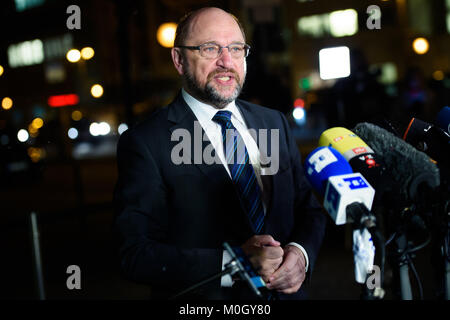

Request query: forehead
[{"left": 186, "top": 10, "right": 245, "bottom": 45}]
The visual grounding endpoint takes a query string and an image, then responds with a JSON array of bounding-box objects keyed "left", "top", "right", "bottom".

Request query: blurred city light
[
  {"left": 329, "top": 9, "right": 358, "bottom": 37},
  {"left": 432, "top": 70, "right": 444, "bottom": 81},
  {"left": 157, "top": 22, "right": 177, "bottom": 48},
  {"left": 298, "top": 9, "right": 358, "bottom": 38},
  {"left": 28, "top": 123, "right": 38, "bottom": 137},
  {"left": 98, "top": 122, "right": 111, "bottom": 135},
  {"left": 45, "top": 63, "right": 66, "bottom": 83},
  {"left": 68, "top": 127, "right": 78, "bottom": 140},
  {"left": 89, "top": 122, "right": 110, "bottom": 136},
  {"left": 0, "top": 65, "right": 3, "bottom": 76},
  {"left": 412, "top": 37, "right": 429, "bottom": 54},
  {"left": 71, "top": 110, "right": 83, "bottom": 121},
  {"left": 293, "top": 107, "right": 306, "bottom": 126},
  {"left": 31, "top": 117, "right": 44, "bottom": 129},
  {"left": 17, "top": 129, "right": 29, "bottom": 142},
  {"left": 90, "top": 84, "right": 104, "bottom": 98},
  {"left": 27, "top": 147, "right": 44, "bottom": 162},
  {"left": 294, "top": 98, "right": 305, "bottom": 108},
  {"left": 319, "top": 46, "right": 351, "bottom": 80},
  {"left": 2, "top": 97, "right": 13, "bottom": 110},
  {"left": 293, "top": 107, "right": 305, "bottom": 120},
  {"left": 15, "top": 0, "right": 45, "bottom": 12},
  {"left": 81, "top": 47, "right": 95, "bottom": 60},
  {"left": 48, "top": 94, "right": 79, "bottom": 107},
  {"left": 8, "top": 39, "right": 44, "bottom": 68},
  {"left": 118, "top": 123, "right": 128, "bottom": 135},
  {"left": 66, "top": 49, "right": 81, "bottom": 62},
  {"left": 373, "top": 62, "right": 398, "bottom": 84}
]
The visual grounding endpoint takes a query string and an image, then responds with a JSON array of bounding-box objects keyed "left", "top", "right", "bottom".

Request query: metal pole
[
  {"left": 396, "top": 233, "right": 413, "bottom": 300},
  {"left": 30, "top": 212, "right": 46, "bottom": 300}
]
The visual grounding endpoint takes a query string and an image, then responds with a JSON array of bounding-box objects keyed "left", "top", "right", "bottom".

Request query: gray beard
[{"left": 183, "top": 66, "right": 244, "bottom": 109}]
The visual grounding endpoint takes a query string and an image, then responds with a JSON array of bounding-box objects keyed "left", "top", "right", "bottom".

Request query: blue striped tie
[{"left": 212, "top": 111, "right": 265, "bottom": 234}]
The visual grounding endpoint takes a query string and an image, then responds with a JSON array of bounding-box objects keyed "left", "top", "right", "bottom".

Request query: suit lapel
[{"left": 167, "top": 93, "right": 230, "bottom": 184}]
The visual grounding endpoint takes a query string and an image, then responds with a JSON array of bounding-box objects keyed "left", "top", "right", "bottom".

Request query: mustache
[{"left": 207, "top": 68, "right": 240, "bottom": 84}]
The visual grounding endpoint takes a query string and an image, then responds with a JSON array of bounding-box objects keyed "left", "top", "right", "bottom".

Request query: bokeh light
[
  {"left": 80, "top": 47, "right": 95, "bottom": 60},
  {"left": 2, "top": 97, "right": 13, "bottom": 110},
  {"left": 157, "top": 22, "right": 177, "bottom": 48},
  {"left": 91, "top": 84, "right": 104, "bottom": 98},
  {"left": 66, "top": 49, "right": 81, "bottom": 62},
  {"left": 412, "top": 37, "right": 429, "bottom": 55},
  {"left": 71, "top": 110, "right": 83, "bottom": 121},
  {"left": 17, "top": 129, "right": 29, "bottom": 142}
]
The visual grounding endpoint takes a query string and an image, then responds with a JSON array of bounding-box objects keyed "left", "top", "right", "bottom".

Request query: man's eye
[
  {"left": 203, "top": 46, "right": 218, "bottom": 52},
  {"left": 230, "top": 46, "right": 243, "bottom": 52}
]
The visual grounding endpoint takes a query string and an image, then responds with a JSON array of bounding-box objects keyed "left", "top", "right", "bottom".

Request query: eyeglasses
[{"left": 176, "top": 42, "right": 251, "bottom": 59}]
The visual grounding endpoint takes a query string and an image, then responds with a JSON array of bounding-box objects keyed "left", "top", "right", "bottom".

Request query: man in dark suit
[{"left": 114, "top": 7, "right": 327, "bottom": 300}]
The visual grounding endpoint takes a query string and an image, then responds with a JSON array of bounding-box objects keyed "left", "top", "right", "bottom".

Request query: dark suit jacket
[{"left": 113, "top": 92, "right": 327, "bottom": 300}]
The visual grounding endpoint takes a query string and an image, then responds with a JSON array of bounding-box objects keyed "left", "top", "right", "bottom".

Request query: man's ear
[{"left": 171, "top": 48, "right": 184, "bottom": 75}]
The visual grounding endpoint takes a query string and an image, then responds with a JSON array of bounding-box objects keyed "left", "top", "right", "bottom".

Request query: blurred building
[{"left": 1, "top": 0, "right": 449, "bottom": 166}]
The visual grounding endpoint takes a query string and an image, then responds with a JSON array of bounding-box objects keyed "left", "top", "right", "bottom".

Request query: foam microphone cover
[{"left": 353, "top": 122, "right": 440, "bottom": 200}]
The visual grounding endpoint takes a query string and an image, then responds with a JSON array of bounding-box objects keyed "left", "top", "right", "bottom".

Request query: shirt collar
[{"left": 181, "top": 88, "right": 245, "bottom": 126}]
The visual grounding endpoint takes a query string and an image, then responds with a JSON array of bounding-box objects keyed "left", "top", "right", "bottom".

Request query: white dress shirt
[{"left": 181, "top": 89, "right": 309, "bottom": 287}]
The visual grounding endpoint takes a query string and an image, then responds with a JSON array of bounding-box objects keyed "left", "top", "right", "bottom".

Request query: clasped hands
[{"left": 241, "top": 235, "right": 306, "bottom": 294}]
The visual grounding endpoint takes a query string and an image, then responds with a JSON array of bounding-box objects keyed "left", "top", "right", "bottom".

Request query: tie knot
[{"left": 212, "top": 110, "right": 233, "bottom": 127}]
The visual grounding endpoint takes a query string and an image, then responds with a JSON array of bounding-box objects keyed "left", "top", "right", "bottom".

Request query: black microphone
[
  {"left": 223, "top": 242, "right": 265, "bottom": 299},
  {"left": 170, "top": 242, "right": 266, "bottom": 300},
  {"left": 403, "top": 117, "right": 450, "bottom": 172},
  {"left": 436, "top": 106, "right": 450, "bottom": 135},
  {"left": 353, "top": 122, "right": 440, "bottom": 201}
]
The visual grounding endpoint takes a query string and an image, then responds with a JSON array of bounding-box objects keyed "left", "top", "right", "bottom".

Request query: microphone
[
  {"left": 223, "top": 243, "right": 265, "bottom": 299},
  {"left": 353, "top": 122, "right": 440, "bottom": 201},
  {"left": 171, "top": 242, "right": 266, "bottom": 300},
  {"left": 318, "top": 127, "right": 388, "bottom": 203},
  {"left": 436, "top": 106, "right": 450, "bottom": 135},
  {"left": 403, "top": 117, "right": 450, "bottom": 170},
  {"left": 304, "top": 146, "right": 375, "bottom": 226},
  {"left": 304, "top": 147, "right": 378, "bottom": 285},
  {"left": 303, "top": 145, "right": 353, "bottom": 196}
]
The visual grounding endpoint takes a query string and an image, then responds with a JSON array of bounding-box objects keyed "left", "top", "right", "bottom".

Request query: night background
[{"left": 0, "top": 0, "right": 449, "bottom": 300}]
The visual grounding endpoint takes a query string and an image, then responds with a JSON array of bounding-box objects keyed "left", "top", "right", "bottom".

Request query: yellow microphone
[{"left": 318, "top": 127, "right": 374, "bottom": 161}]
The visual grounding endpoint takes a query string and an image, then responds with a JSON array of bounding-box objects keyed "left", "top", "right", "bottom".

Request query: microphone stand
[
  {"left": 389, "top": 206, "right": 431, "bottom": 300},
  {"left": 347, "top": 203, "right": 386, "bottom": 300}
]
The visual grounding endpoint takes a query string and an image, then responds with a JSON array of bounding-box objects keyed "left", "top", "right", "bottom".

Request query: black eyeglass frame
[{"left": 175, "top": 42, "right": 251, "bottom": 59}]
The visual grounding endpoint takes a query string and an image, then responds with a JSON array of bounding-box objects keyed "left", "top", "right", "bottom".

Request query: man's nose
[{"left": 216, "top": 47, "right": 234, "bottom": 69}]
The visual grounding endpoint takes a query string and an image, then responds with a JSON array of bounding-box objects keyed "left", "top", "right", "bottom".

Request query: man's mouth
[{"left": 208, "top": 70, "right": 239, "bottom": 85}]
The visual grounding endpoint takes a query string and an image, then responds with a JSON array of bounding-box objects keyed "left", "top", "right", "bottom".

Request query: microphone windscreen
[
  {"left": 304, "top": 146, "right": 353, "bottom": 195},
  {"left": 353, "top": 122, "right": 440, "bottom": 200}
]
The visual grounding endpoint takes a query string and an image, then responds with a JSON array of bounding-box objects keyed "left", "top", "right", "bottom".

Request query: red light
[
  {"left": 293, "top": 98, "right": 305, "bottom": 108},
  {"left": 48, "top": 94, "right": 79, "bottom": 107}
]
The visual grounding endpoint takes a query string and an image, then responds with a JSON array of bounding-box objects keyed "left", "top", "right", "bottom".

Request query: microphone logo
[
  {"left": 357, "top": 155, "right": 381, "bottom": 168},
  {"left": 352, "top": 147, "right": 368, "bottom": 154},
  {"left": 343, "top": 176, "right": 369, "bottom": 190}
]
